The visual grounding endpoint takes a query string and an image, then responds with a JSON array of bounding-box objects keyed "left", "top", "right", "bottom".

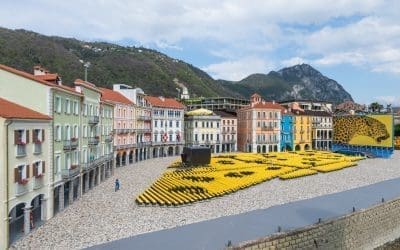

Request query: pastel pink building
[{"left": 100, "top": 88, "right": 135, "bottom": 167}]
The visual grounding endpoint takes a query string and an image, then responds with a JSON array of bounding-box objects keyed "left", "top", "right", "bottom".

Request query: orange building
[{"left": 237, "top": 94, "right": 283, "bottom": 153}]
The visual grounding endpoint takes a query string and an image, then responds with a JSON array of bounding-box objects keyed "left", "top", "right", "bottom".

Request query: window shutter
[
  {"left": 42, "top": 161, "right": 45, "bottom": 173},
  {"left": 26, "top": 165, "right": 30, "bottom": 178},
  {"left": 14, "top": 131, "right": 18, "bottom": 144},
  {"left": 42, "top": 129, "right": 45, "bottom": 142},
  {"left": 33, "top": 164, "right": 37, "bottom": 177},
  {"left": 26, "top": 130, "right": 30, "bottom": 143},
  {"left": 14, "top": 168, "right": 20, "bottom": 183},
  {"left": 32, "top": 129, "right": 35, "bottom": 142}
]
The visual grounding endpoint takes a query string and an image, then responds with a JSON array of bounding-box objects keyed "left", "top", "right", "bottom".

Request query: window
[
  {"left": 217, "top": 122, "right": 220, "bottom": 128},
  {"left": 195, "top": 122, "right": 198, "bottom": 128},
  {"left": 154, "top": 120, "right": 158, "bottom": 127},
  {"left": 202, "top": 134, "right": 205, "bottom": 141},
  {"left": 65, "top": 99, "right": 70, "bottom": 114},
  {"left": 55, "top": 96, "right": 62, "bottom": 113},
  {"left": 195, "top": 134, "right": 198, "bottom": 141},
  {"left": 210, "top": 134, "right": 213, "bottom": 140},
  {"left": 33, "top": 161, "right": 45, "bottom": 177},
  {"left": 74, "top": 125, "right": 79, "bottom": 138},
  {"left": 83, "top": 125, "right": 87, "bottom": 138},
  {"left": 55, "top": 155, "right": 61, "bottom": 173},
  {"left": 154, "top": 134, "right": 158, "bottom": 142},
  {"left": 32, "top": 129, "right": 44, "bottom": 143},
  {"left": 169, "top": 134, "right": 173, "bottom": 142},
  {"left": 73, "top": 101, "right": 79, "bottom": 115},
  {"left": 169, "top": 121, "right": 173, "bottom": 127},
  {"left": 216, "top": 134, "right": 219, "bottom": 141},
  {"left": 55, "top": 126, "right": 61, "bottom": 141},
  {"left": 176, "top": 121, "right": 179, "bottom": 128},
  {"left": 15, "top": 164, "right": 28, "bottom": 183}
]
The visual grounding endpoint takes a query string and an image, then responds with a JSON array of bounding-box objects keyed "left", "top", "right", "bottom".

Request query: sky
[{"left": 1, "top": 0, "right": 399, "bottom": 105}]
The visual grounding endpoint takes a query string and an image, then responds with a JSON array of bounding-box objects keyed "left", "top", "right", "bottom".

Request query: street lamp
[{"left": 79, "top": 59, "right": 91, "bottom": 82}]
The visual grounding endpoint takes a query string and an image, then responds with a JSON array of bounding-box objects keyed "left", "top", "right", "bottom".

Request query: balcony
[
  {"left": 115, "top": 128, "right": 129, "bottom": 134},
  {"left": 88, "top": 137, "right": 100, "bottom": 145},
  {"left": 33, "top": 143, "right": 42, "bottom": 154},
  {"left": 88, "top": 116, "right": 99, "bottom": 125},
  {"left": 61, "top": 166, "right": 80, "bottom": 179},
  {"left": 82, "top": 157, "right": 105, "bottom": 172},
  {"left": 16, "top": 144, "right": 26, "bottom": 157},
  {"left": 256, "top": 140, "right": 279, "bottom": 144},
  {"left": 222, "top": 139, "right": 236, "bottom": 144},
  {"left": 15, "top": 182, "right": 29, "bottom": 196},
  {"left": 104, "top": 135, "right": 113, "bottom": 142},
  {"left": 261, "top": 126, "right": 274, "bottom": 131},
  {"left": 33, "top": 176, "right": 44, "bottom": 190},
  {"left": 114, "top": 144, "right": 136, "bottom": 150},
  {"left": 137, "top": 115, "right": 151, "bottom": 121},
  {"left": 63, "top": 139, "right": 78, "bottom": 150},
  {"left": 137, "top": 141, "right": 152, "bottom": 147}
]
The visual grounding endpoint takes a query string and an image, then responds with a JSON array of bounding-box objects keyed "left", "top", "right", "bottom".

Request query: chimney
[
  {"left": 159, "top": 96, "right": 165, "bottom": 102},
  {"left": 273, "top": 100, "right": 275, "bottom": 104},
  {"left": 33, "top": 65, "right": 46, "bottom": 76}
]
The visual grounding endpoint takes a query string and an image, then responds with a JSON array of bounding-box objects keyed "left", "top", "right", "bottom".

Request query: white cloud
[
  {"left": 202, "top": 57, "right": 274, "bottom": 81},
  {"left": 281, "top": 57, "right": 308, "bottom": 67},
  {"left": 373, "top": 96, "right": 400, "bottom": 106}
]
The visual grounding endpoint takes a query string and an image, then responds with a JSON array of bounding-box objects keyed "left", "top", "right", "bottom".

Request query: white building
[
  {"left": 214, "top": 110, "right": 237, "bottom": 152},
  {"left": 184, "top": 108, "right": 221, "bottom": 154},
  {"left": 145, "top": 96, "right": 185, "bottom": 157}
]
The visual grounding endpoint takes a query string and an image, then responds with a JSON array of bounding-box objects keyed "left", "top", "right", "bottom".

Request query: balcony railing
[
  {"left": 88, "top": 116, "right": 99, "bottom": 125},
  {"left": 82, "top": 157, "right": 106, "bottom": 172},
  {"left": 15, "top": 182, "right": 29, "bottom": 196},
  {"left": 261, "top": 126, "right": 275, "bottom": 131},
  {"left": 114, "top": 144, "right": 136, "bottom": 150},
  {"left": 16, "top": 145, "right": 26, "bottom": 157},
  {"left": 137, "top": 115, "right": 151, "bottom": 121},
  {"left": 104, "top": 135, "right": 113, "bottom": 142},
  {"left": 256, "top": 140, "right": 279, "bottom": 144},
  {"left": 137, "top": 141, "right": 152, "bottom": 147},
  {"left": 61, "top": 166, "right": 80, "bottom": 179},
  {"left": 222, "top": 139, "right": 236, "bottom": 144},
  {"left": 115, "top": 128, "right": 130, "bottom": 134},
  {"left": 88, "top": 137, "right": 100, "bottom": 145},
  {"left": 33, "top": 176, "right": 44, "bottom": 190},
  {"left": 33, "top": 143, "right": 42, "bottom": 154},
  {"left": 63, "top": 139, "right": 78, "bottom": 150}
]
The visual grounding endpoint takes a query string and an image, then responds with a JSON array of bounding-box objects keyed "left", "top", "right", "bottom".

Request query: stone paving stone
[{"left": 12, "top": 152, "right": 400, "bottom": 249}]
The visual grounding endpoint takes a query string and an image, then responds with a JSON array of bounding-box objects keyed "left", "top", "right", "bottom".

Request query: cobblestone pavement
[{"left": 13, "top": 152, "right": 400, "bottom": 249}]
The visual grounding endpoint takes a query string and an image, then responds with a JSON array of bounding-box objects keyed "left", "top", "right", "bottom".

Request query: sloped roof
[
  {"left": 0, "top": 98, "right": 52, "bottom": 120},
  {"left": 74, "top": 79, "right": 102, "bottom": 93},
  {"left": 186, "top": 108, "right": 214, "bottom": 116},
  {"left": 213, "top": 110, "right": 237, "bottom": 118},
  {"left": 100, "top": 87, "right": 133, "bottom": 105},
  {"left": 0, "top": 64, "right": 81, "bottom": 96},
  {"left": 145, "top": 96, "right": 184, "bottom": 109}
]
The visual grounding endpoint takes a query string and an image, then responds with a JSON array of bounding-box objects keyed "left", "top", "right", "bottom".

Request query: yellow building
[{"left": 292, "top": 109, "right": 312, "bottom": 151}]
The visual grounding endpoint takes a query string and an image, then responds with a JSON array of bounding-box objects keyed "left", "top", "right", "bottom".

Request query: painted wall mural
[{"left": 333, "top": 115, "right": 393, "bottom": 147}]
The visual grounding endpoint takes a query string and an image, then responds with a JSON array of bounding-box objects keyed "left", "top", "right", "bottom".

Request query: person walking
[{"left": 115, "top": 179, "right": 120, "bottom": 192}]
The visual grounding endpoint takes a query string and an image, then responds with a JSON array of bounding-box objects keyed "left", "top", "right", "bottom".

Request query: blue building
[{"left": 281, "top": 109, "right": 294, "bottom": 151}]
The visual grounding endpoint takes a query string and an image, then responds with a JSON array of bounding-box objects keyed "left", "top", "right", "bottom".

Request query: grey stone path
[{"left": 13, "top": 152, "right": 400, "bottom": 249}]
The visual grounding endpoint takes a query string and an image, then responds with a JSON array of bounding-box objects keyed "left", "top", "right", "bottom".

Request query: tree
[
  {"left": 395, "top": 124, "right": 400, "bottom": 137},
  {"left": 369, "top": 102, "right": 384, "bottom": 113}
]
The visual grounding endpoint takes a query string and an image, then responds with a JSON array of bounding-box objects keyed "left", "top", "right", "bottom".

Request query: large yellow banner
[{"left": 333, "top": 115, "right": 393, "bottom": 147}]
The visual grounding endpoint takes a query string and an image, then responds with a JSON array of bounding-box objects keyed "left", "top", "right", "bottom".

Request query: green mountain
[
  {"left": 0, "top": 27, "right": 353, "bottom": 103},
  {"left": 0, "top": 27, "right": 238, "bottom": 98}
]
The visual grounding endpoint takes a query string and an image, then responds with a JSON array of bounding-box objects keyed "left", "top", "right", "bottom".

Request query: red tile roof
[
  {"left": 99, "top": 88, "right": 133, "bottom": 105},
  {"left": 0, "top": 98, "right": 52, "bottom": 120},
  {"left": 0, "top": 64, "right": 82, "bottom": 96},
  {"left": 145, "top": 96, "right": 185, "bottom": 109}
]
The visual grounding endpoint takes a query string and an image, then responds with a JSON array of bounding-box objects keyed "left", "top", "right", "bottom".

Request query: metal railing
[
  {"left": 61, "top": 167, "right": 80, "bottom": 179},
  {"left": 261, "top": 126, "right": 275, "bottom": 131},
  {"left": 63, "top": 139, "right": 78, "bottom": 150},
  {"left": 88, "top": 116, "right": 99, "bottom": 125},
  {"left": 88, "top": 137, "right": 100, "bottom": 145},
  {"left": 137, "top": 115, "right": 151, "bottom": 121},
  {"left": 114, "top": 144, "right": 136, "bottom": 150},
  {"left": 256, "top": 140, "right": 279, "bottom": 144},
  {"left": 115, "top": 128, "right": 130, "bottom": 134},
  {"left": 104, "top": 135, "right": 113, "bottom": 142}
]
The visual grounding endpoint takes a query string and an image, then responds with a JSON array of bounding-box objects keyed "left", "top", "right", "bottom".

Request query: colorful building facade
[
  {"left": 184, "top": 108, "right": 221, "bottom": 153},
  {"left": 280, "top": 109, "right": 294, "bottom": 151},
  {"left": 214, "top": 110, "right": 237, "bottom": 152},
  {"left": 237, "top": 94, "right": 282, "bottom": 153}
]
